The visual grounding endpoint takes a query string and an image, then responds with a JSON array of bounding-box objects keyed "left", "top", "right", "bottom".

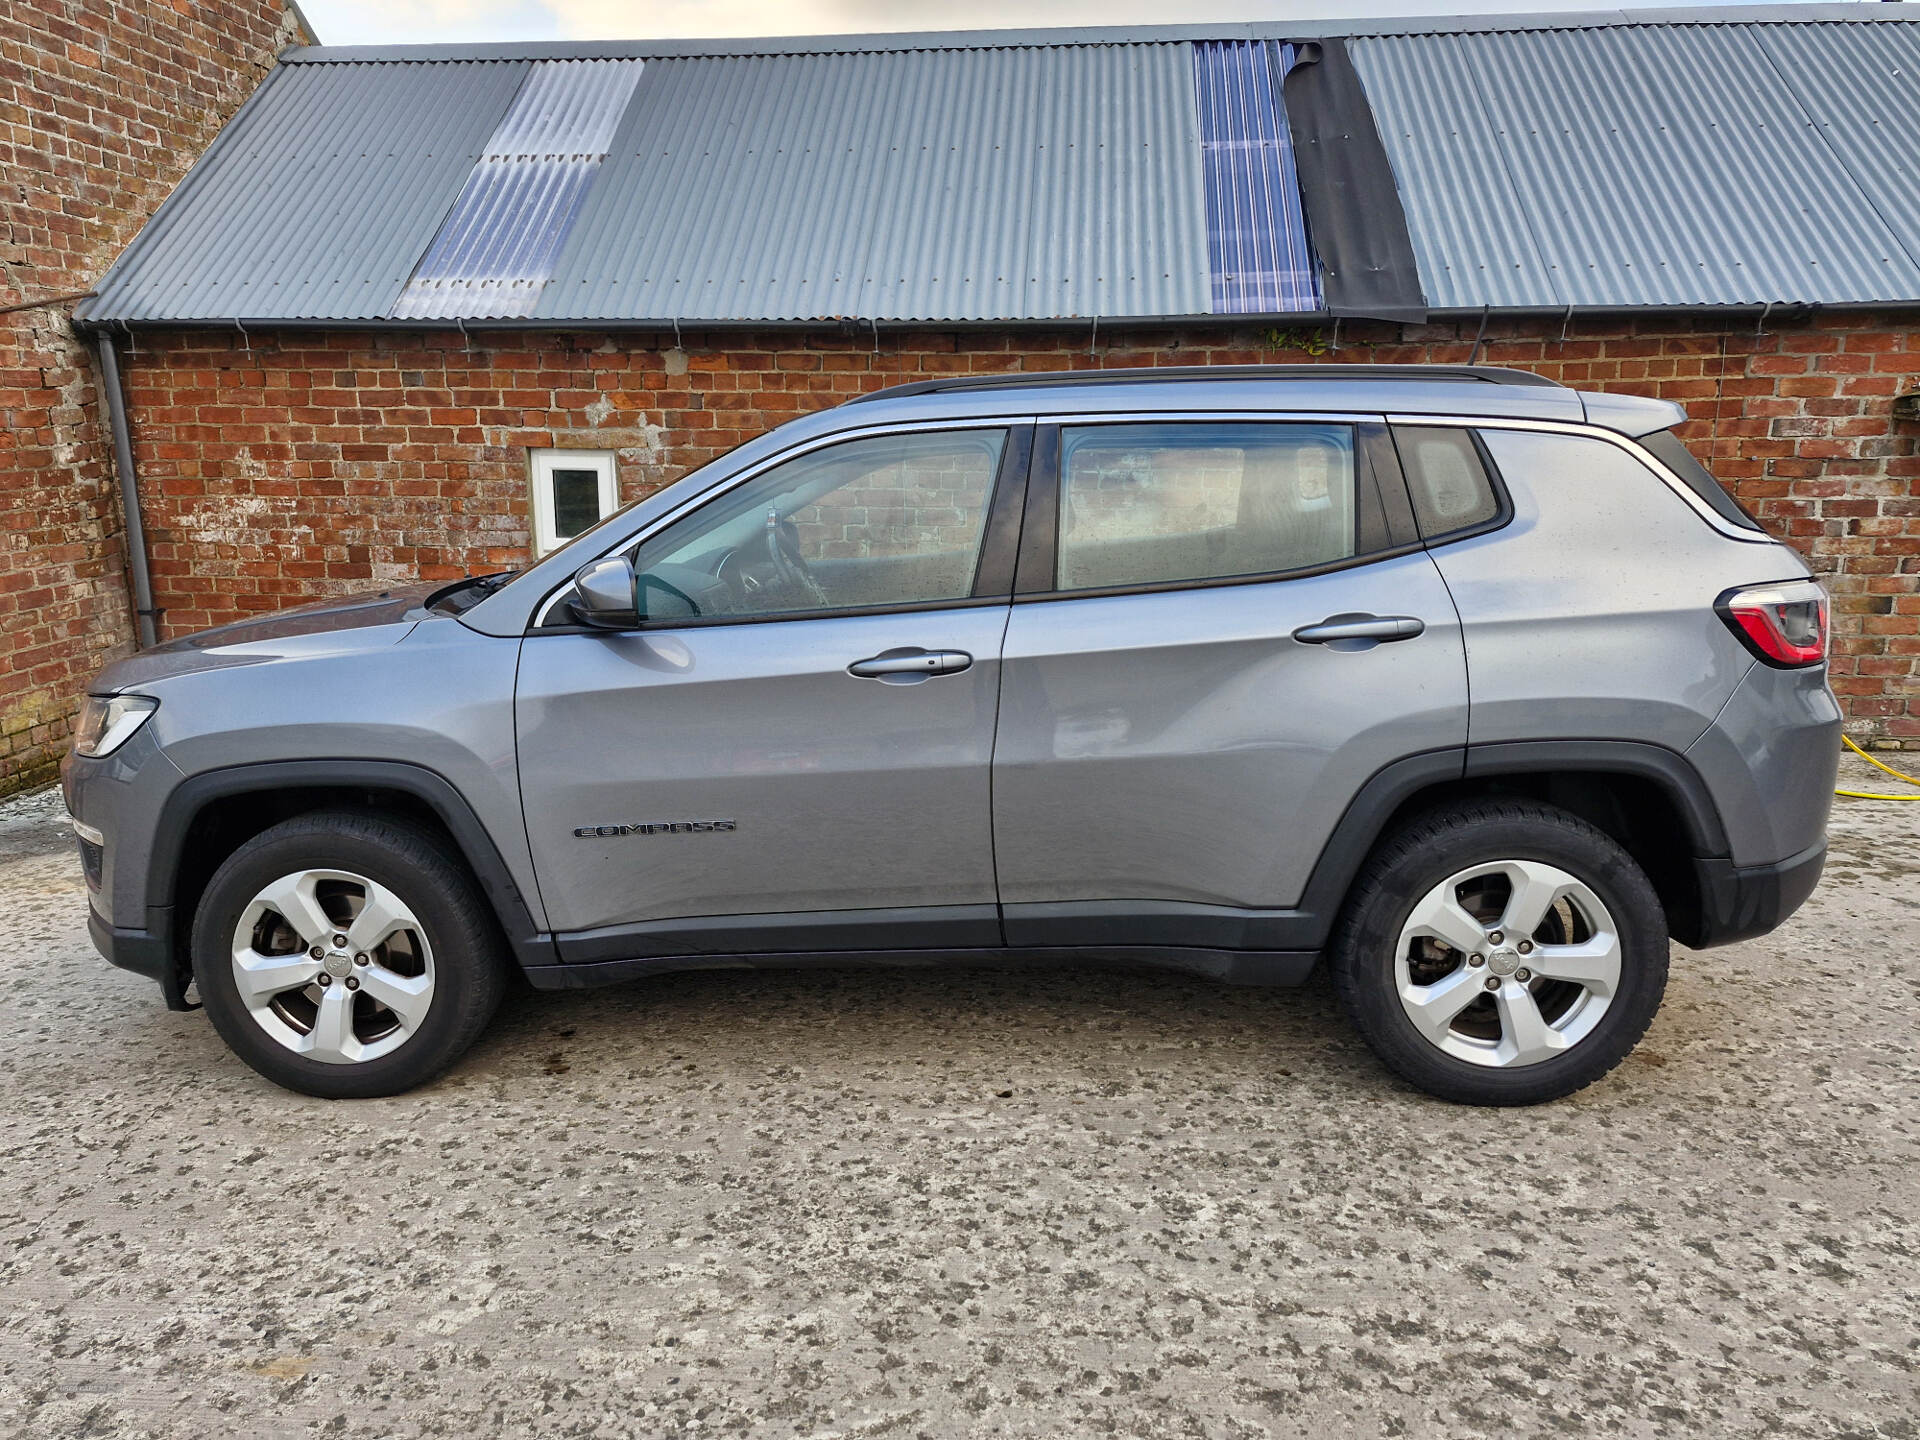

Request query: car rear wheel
[
  {"left": 192, "top": 811, "right": 507, "bottom": 1098},
  {"left": 1330, "top": 799, "right": 1669, "bottom": 1105}
]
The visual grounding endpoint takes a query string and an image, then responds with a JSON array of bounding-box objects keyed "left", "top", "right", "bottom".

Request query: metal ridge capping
[{"left": 271, "top": 6, "right": 1920, "bottom": 64}]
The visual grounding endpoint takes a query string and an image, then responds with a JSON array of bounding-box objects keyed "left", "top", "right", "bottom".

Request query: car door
[
  {"left": 990, "top": 416, "right": 1469, "bottom": 949},
  {"left": 516, "top": 422, "right": 1031, "bottom": 962}
]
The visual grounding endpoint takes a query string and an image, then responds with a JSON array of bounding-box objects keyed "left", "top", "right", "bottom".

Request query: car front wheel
[{"left": 192, "top": 811, "right": 507, "bottom": 1098}]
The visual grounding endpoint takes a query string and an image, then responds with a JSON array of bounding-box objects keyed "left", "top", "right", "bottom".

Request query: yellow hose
[{"left": 1836, "top": 735, "right": 1920, "bottom": 800}]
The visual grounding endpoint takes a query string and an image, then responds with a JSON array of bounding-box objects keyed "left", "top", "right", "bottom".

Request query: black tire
[
  {"left": 191, "top": 811, "right": 508, "bottom": 1098},
  {"left": 1330, "top": 799, "right": 1669, "bottom": 1106}
]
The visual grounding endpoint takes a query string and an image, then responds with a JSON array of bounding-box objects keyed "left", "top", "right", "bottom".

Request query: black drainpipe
[{"left": 92, "top": 332, "right": 158, "bottom": 649}]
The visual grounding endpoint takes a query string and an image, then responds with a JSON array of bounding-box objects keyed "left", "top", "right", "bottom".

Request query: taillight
[{"left": 1716, "top": 579, "right": 1829, "bottom": 667}]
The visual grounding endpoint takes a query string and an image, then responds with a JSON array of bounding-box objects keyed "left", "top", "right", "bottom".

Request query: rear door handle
[
  {"left": 848, "top": 647, "right": 974, "bottom": 682},
  {"left": 1292, "top": 613, "right": 1426, "bottom": 646}
]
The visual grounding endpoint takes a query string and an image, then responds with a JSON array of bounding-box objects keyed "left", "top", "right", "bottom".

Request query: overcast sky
[{"left": 297, "top": 0, "right": 1872, "bottom": 45}]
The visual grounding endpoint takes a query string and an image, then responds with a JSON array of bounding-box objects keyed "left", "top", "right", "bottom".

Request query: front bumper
[
  {"left": 1684, "top": 839, "right": 1826, "bottom": 950},
  {"left": 87, "top": 904, "right": 195, "bottom": 1010}
]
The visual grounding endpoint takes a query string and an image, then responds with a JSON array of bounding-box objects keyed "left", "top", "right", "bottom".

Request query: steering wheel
[{"left": 764, "top": 511, "right": 831, "bottom": 609}]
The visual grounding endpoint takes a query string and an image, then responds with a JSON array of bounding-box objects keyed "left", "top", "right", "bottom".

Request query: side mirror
[
  {"left": 569, "top": 556, "right": 707, "bottom": 628},
  {"left": 569, "top": 557, "right": 639, "bottom": 629}
]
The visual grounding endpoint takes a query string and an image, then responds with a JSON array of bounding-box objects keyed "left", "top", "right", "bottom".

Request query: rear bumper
[
  {"left": 1684, "top": 839, "right": 1826, "bottom": 950},
  {"left": 87, "top": 905, "right": 195, "bottom": 1010}
]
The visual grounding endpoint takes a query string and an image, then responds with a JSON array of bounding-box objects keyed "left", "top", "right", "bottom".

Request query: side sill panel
[
  {"left": 528, "top": 945, "right": 1319, "bottom": 991},
  {"left": 553, "top": 905, "right": 1004, "bottom": 964},
  {"left": 1001, "top": 899, "right": 1320, "bottom": 950}
]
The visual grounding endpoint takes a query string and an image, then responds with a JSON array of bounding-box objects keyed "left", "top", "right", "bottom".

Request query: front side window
[
  {"left": 1054, "top": 422, "right": 1357, "bottom": 592},
  {"left": 632, "top": 428, "right": 1007, "bottom": 619}
]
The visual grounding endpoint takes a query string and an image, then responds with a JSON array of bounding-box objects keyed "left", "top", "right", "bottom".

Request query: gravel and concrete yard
[{"left": 1, "top": 759, "right": 1915, "bottom": 1439}]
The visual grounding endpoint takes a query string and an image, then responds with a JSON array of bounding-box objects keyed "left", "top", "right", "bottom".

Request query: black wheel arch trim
[
  {"left": 1294, "top": 739, "right": 1731, "bottom": 949},
  {"left": 1291, "top": 747, "right": 1464, "bottom": 946},
  {"left": 150, "top": 760, "right": 556, "bottom": 971},
  {"left": 89, "top": 905, "right": 199, "bottom": 1011},
  {"left": 1459, "top": 740, "right": 1730, "bottom": 855}
]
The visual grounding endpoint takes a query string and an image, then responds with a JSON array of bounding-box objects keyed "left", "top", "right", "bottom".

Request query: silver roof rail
[{"left": 850, "top": 364, "right": 1566, "bottom": 404}]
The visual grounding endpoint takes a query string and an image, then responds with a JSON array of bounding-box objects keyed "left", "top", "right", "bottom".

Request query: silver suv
[{"left": 63, "top": 366, "right": 1839, "bottom": 1104}]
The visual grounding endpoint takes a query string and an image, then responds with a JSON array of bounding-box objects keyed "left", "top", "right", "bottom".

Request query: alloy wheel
[
  {"left": 1393, "top": 858, "right": 1621, "bottom": 1068},
  {"left": 229, "top": 868, "right": 436, "bottom": 1065}
]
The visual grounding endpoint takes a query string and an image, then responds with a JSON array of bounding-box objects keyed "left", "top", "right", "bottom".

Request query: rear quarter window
[
  {"left": 1393, "top": 426, "right": 1503, "bottom": 539},
  {"left": 1636, "top": 430, "right": 1765, "bottom": 532}
]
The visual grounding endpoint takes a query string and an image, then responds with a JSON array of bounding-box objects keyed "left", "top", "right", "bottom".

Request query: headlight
[{"left": 72, "top": 694, "right": 159, "bottom": 758}]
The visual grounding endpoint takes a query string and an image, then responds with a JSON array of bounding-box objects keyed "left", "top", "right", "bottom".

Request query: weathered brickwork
[
  {"left": 1, "top": 0, "right": 304, "bottom": 792},
  {"left": 114, "top": 316, "right": 1920, "bottom": 733},
  {"left": 116, "top": 314, "right": 1920, "bottom": 744},
  {"left": 116, "top": 312, "right": 1920, "bottom": 741}
]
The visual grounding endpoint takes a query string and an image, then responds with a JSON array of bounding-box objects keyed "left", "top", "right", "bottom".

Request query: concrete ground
[{"left": 0, "top": 758, "right": 1914, "bottom": 1440}]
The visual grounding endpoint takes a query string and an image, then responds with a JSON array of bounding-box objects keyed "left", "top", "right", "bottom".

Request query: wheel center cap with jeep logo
[
  {"left": 323, "top": 950, "right": 355, "bottom": 979},
  {"left": 1486, "top": 948, "right": 1521, "bottom": 977}
]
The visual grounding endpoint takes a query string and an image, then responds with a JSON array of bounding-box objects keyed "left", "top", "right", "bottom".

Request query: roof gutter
[{"left": 66, "top": 300, "right": 1907, "bottom": 334}]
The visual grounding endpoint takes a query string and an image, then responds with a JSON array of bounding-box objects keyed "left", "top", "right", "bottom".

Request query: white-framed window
[{"left": 530, "top": 449, "right": 618, "bottom": 557}]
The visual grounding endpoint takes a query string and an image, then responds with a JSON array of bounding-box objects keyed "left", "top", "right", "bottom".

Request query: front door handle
[
  {"left": 848, "top": 647, "right": 974, "bottom": 682},
  {"left": 1292, "top": 613, "right": 1426, "bottom": 647}
]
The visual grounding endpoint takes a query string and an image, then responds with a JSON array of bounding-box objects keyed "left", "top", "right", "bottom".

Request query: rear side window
[
  {"left": 1394, "top": 426, "right": 1501, "bottom": 538},
  {"left": 1637, "top": 429, "right": 1764, "bottom": 532},
  {"left": 1054, "top": 422, "right": 1357, "bottom": 591}
]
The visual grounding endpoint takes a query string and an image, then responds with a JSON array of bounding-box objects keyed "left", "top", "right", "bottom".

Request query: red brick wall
[
  {"left": 118, "top": 312, "right": 1920, "bottom": 742},
  {"left": 0, "top": 0, "right": 304, "bottom": 793}
]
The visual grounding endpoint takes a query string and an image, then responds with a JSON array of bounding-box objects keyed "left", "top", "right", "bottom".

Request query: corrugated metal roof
[
  {"left": 85, "top": 61, "right": 529, "bottom": 323},
  {"left": 76, "top": 10, "right": 1920, "bottom": 327},
  {"left": 1350, "top": 21, "right": 1920, "bottom": 309},
  {"left": 534, "top": 46, "right": 1207, "bottom": 322},
  {"left": 1487, "top": 24, "right": 1915, "bottom": 306},
  {"left": 1757, "top": 21, "right": 1920, "bottom": 271},
  {"left": 393, "top": 59, "right": 644, "bottom": 319},
  {"left": 1347, "top": 33, "right": 1561, "bottom": 310},
  {"left": 1192, "top": 42, "right": 1319, "bottom": 314}
]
